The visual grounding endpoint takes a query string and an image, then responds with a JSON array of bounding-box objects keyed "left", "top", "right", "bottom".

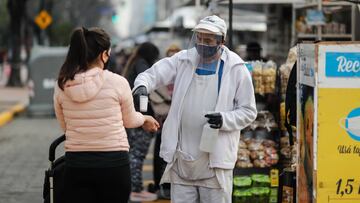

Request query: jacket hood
[{"left": 63, "top": 68, "right": 105, "bottom": 102}]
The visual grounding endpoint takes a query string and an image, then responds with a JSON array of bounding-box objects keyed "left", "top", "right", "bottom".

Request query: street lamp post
[{"left": 228, "top": 0, "right": 233, "bottom": 50}]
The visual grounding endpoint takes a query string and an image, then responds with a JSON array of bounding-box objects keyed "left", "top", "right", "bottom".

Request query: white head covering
[{"left": 193, "top": 15, "right": 227, "bottom": 39}]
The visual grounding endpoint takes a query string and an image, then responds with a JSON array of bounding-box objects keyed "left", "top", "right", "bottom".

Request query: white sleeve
[
  {"left": 133, "top": 52, "right": 181, "bottom": 92},
  {"left": 220, "top": 65, "right": 257, "bottom": 131}
]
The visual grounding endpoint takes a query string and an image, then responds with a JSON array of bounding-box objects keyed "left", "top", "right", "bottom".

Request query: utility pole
[
  {"left": 37, "top": 0, "right": 46, "bottom": 45},
  {"left": 228, "top": 0, "right": 233, "bottom": 50},
  {"left": 196, "top": 0, "right": 201, "bottom": 8}
]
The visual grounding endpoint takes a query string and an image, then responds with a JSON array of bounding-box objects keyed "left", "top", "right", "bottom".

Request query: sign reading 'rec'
[{"left": 325, "top": 52, "right": 360, "bottom": 77}]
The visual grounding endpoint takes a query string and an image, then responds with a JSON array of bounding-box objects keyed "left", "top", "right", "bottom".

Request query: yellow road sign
[{"left": 35, "top": 10, "right": 52, "bottom": 30}]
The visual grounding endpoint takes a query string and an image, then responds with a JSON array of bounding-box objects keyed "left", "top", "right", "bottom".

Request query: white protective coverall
[{"left": 134, "top": 46, "right": 257, "bottom": 202}]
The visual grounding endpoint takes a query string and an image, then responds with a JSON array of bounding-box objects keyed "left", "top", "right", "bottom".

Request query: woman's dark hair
[
  {"left": 137, "top": 42, "right": 160, "bottom": 66},
  {"left": 57, "top": 27, "right": 111, "bottom": 90},
  {"left": 122, "top": 42, "right": 159, "bottom": 78}
]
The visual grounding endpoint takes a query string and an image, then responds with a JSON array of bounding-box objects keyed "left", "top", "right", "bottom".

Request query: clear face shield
[{"left": 187, "top": 31, "right": 223, "bottom": 68}]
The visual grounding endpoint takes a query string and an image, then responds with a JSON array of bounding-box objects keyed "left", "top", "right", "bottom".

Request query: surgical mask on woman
[{"left": 101, "top": 49, "right": 111, "bottom": 70}]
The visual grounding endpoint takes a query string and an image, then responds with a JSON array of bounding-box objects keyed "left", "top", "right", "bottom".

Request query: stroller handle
[{"left": 49, "top": 134, "right": 66, "bottom": 162}]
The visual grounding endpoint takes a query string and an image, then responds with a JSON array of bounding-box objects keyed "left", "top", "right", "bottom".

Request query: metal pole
[
  {"left": 38, "top": 0, "right": 45, "bottom": 45},
  {"left": 50, "top": 176, "right": 54, "bottom": 203},
  {"left": 196, "top": 0, "right": 200, "bottom": 7},
  {"left": 228, "top": 0, "right": 233, "bottom": 50}
]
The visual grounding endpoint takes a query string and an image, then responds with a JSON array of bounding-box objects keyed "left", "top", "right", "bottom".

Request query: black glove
[
  {"left": 205, "top": 112, "right": 223, "bottom": 129},
  {"left": 133, "top": 85, "right": 147, "bottom": 112}
]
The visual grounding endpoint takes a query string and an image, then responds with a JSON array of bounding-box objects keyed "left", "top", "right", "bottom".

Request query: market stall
[
  {"left": 233, "top": 59, "right": 284, "bottom": 203},
  {"left": 296, "top": 41, "right": 360, "bottom": 202}
]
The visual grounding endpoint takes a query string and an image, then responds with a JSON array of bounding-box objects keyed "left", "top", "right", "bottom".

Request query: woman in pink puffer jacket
[{"left": 53, "top": 27, "right": 159, "bottom": 203}]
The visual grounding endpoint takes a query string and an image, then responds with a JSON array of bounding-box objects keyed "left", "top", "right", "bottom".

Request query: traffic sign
[{"left": 34, "top": 10, "right": 52, "bottom": 30}]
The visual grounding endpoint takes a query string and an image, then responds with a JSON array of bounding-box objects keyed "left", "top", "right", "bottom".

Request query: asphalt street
[{"left": 0, "top": 117, "right": 62, "bottom": 203}]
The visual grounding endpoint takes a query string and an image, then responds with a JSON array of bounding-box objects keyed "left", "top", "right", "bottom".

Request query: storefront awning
[
  {"left": 153, "top": 6, "right": 267, "bottom": 32},
  {"left": 219, "top": 0, "right": 305, "bottom": 4}
]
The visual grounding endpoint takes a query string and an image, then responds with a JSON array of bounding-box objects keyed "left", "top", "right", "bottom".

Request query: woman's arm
[{"left": 119, "top": 77, "right": 145, "bottom": 128}]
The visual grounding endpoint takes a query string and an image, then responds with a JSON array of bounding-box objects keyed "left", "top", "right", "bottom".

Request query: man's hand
[
  {"left": 133, "top": 85, "right": 147, "bottom": 111},
  {"left": 205, "top": 112, "right": 223, "bottom": 129}
]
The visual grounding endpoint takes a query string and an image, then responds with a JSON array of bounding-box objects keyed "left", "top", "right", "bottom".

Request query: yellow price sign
[
  {"left": 316, "top": 43, "right": 360, "bottom": 202},
  {"left": 317, "top": 88, "right": 360, "bottom": 202},
  {"left": 35, "top": 10, "right": 52, "bottom": 30}
]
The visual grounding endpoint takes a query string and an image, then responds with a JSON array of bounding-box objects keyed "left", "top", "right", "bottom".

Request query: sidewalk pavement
[{"left": 0, "top": 87, "right": 29, "bottom": 127}]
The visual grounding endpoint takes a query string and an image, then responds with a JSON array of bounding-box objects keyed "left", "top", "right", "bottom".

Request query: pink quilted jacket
[{"left": 53, "top": 67, "right": 144, "bottom": 152}]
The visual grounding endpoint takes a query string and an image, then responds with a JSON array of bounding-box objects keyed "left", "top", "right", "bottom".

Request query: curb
[{"left": 0, "top": 103, "right": 26, "bottom": 127}]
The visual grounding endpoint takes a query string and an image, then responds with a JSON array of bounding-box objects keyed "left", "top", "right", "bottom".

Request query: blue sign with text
[{"left": 326, "top": 52, "right": 360, "bottom": 77}]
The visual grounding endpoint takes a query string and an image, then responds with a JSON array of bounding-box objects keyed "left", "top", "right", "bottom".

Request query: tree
[
  {"left": 0, "top": 0, "right": 10, "bottom": 50},
  {"left": 7, "top": 0, "right": 27, "bottom": 87}
]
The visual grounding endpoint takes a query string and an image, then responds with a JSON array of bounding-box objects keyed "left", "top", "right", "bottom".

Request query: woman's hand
[{"left": 142, "top": 115, "right": 160, "bottom": 133}]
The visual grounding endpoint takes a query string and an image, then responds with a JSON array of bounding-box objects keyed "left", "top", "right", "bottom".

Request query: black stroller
[{"left": 43, "top": 135, "right": 66, "bottom": 203}]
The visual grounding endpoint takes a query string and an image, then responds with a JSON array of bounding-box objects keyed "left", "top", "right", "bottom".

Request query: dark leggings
[
  {"left": 127, "top": 127, "right": 153, "bottom": 192},
  {"left": 64, "top": 165, "right": 131, "bottom": 203}
]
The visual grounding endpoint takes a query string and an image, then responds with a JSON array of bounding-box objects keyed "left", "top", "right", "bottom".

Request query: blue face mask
[{"left": 195, "top": 43, "right": 219, "bottom": 58}]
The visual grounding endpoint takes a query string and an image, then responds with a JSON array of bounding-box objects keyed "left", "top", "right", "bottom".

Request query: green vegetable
[
  {"left": 251, "top": 174, "right": 270, "bottom": 187},
  {"left": 233, "top": 176, "right": 252, "bottom": 187},
  {"left": 233, "top": 189, "right": 252, "bottom": 203}
]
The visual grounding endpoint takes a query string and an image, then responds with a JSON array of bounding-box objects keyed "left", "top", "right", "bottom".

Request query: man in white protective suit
[{"left": 132, "top": 15, "right": 257, "bottom": 203}]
